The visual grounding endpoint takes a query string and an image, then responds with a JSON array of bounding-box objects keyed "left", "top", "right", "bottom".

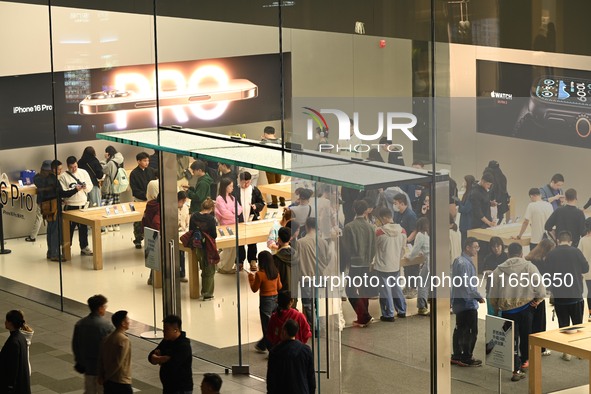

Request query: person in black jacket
[
  {"left": 545, "top": 231, "right": 589, "bottom": 361},
  {"left": 130, "top": 152, "right": 157, "bottom": 248},
  {"left": 267, "top": 319, "right": 315, "bottom": 394},
  {"left": 237, "top": 171, "right": 266, "bottom": 271},
  {"left": 77, "top": 146, "right": 104, "bottom": 208},
  {"left": 148, "top": 315, "right": 193, "bottom": 394},
  {"left": 0, "top": 310, "right": 31, "bottom": 394},
  {"left": 545, "top": 188, "right": 586, "bottom": 247}
]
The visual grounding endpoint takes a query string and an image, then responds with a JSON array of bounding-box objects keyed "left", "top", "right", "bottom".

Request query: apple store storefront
[{"left": 2, "top": 1, "right": 591, "bottom": 392}]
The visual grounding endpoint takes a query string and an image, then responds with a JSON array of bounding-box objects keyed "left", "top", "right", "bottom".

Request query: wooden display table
[
  {"left": 529, "top": 324, "right": 591, "bottom": 393},
  {"left": 467, "top": 223, "right": 531, "bottom": 246},
  {"left": 181, "top": 219, "right": 275, "bottom": 299},
  {"left": 257, "top": 182, "right": 292, "bottom": 201},
  {"left": 62, "top": 202, "right": 146, "bottom": 270}
]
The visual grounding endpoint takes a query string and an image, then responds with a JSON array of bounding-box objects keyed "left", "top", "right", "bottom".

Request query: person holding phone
[{"left": 215, "top": 177, "right": 242, "bottom": 274}]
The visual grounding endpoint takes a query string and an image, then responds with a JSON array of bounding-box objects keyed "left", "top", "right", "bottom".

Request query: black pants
[
  {"left": 64, "top": 205, "right": 88, "bottom": 249},
  {"left": 555, "top": 300, "right": 584, "bottom": 328},
  {"left": 238, "top": 243, "right": 258, "bottom": 265},
  {"left": 104, "top": 381, "right": 132, "bottom": 394},
  {"left": 531, "top": 300, "right": 547, "bottom": 351},
  {"left": 586, "top": 280, "right": 591, "bottom": 312},
  {"left": 453, "top": 309, "right": 478, "bottom": 362},
  {"left": 502, "top": 306, "right": 533, "bottom": 369},
  {"left": 404, "top": 264, "right": 420, "bottom": 289}
]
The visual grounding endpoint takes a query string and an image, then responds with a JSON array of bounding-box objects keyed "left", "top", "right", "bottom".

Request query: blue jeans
[
  {"left": 417, "top": 263, "right": 430, "bottom": 310},
  {"left": 376, "top": 270, "right": 406, "bottom": 317},
  {"left": 256, "top": 295, "right": 277, "bottom": 350}
]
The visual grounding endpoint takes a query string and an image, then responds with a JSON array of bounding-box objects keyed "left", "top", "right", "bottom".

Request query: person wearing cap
[
  {"left": 260, "top": 126, "right": 285, "bottom": 208},
  {"left": 33, "top": 160, "right": 67, "bottom": 261}
]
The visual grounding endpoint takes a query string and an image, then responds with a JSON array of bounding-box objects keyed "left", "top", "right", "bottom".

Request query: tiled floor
[{"left": 0, "top": 291, "right": 266, "bottom": 394}]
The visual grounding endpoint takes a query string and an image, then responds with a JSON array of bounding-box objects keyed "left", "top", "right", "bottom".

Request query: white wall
[{"left": 0, "top": 2, "right": 417, "bottom": 174}]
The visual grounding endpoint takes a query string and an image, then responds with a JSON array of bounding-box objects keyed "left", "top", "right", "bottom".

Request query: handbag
[
  {"left": 40, "top": 199, "right": 58, "bottom": 222},
  {"left": 203, "top": 232, "right": 220, "bottom": 265}
]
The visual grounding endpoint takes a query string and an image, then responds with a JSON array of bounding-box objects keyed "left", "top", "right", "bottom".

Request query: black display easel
[{"left": 0, "top": 203, "right": 12, "bottom": 254}]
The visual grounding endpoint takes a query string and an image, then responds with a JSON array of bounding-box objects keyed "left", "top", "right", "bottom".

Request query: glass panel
[
  {"left": 46, "top": 2, "right": 162, "bottom": 342},
  {"left": 0, "top": 1, "right": 63, "bottom": 306}
]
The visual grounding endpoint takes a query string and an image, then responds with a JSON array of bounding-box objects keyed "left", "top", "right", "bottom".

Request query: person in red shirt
[
  {"left": 248, "top": 251, "right": 282, "bottom": 353},
  {"left": 267, "top": 291, "right": 311, "bottom": 347}
]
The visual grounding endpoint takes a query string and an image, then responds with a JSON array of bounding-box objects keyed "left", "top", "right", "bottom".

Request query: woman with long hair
[
  {"left": 0, "top": 310, "right": 30, "bottom": 393},
  {"left": 215, "top": 177, "right": 242, "bottom": 273},
  {"left": 525, "top": 238, "right": 555, "bottom": 356},
  {"left": 248, "top": 250, "right": 282, "bottom": 353},
  {"left": 77, "top": 146, "right": 104, "bottom": 208},
  {"left": 189, "top": 197, "right": 217, "bottom": 300},
  {"left": 484, "top": 160, "right": 510, "bottom": 224},
  {"left": 409, "top": 217, "right": 430, "bottom": 316},
  {"left": 457, "top": 175, "right": 476, "bottom": 246}
]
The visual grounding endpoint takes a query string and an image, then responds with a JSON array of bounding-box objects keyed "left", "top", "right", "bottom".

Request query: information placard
[
  {"left": 485, "top": 315, "right": 514, "bottom": 372},
  {"left": 144, "top": 227, "right": 160, "bottom": 271}
]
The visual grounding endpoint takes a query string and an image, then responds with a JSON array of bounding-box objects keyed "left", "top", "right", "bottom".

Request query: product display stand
[
  {"left": 140, "top": 279, "right": 164, "bottom": 339},
  {"left": 0, "top": 203, "right": 11, "bottom": 255}
]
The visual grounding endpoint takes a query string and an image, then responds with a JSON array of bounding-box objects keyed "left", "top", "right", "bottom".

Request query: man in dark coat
[
  {"left": 267, "top": 319, "right": 315, "bottom": 394},
  {"left": 148, "top": 315, "right": 193, "bottom": 394}
]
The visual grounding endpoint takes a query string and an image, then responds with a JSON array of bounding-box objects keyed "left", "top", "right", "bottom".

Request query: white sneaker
[
  {"left": 81, "top": 247, "right": 93, "bottom": 256},
  {"left": 561, "top": 353, "right": 571, "bottom": 361},
  {"left": 113, "top": 225, "right": 120, "bottom": 232}
]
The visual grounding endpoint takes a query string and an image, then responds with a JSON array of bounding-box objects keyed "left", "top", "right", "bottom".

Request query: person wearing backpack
[
  {"left": 101, "top": 146, "right": 125, "bottom": 232},
  {"left": 189, "top": 197, "right": 217, "bottom": 300}
]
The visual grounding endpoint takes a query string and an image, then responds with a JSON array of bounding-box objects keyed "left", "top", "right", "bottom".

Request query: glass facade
[{"left": 2, "top": 1, "right": 591, "bottom": 392}]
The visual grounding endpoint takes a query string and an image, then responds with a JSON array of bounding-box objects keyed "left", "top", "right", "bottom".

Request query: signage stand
[
  {"left": 485, "top": 315, "right": 514, "bottom": 394},
  {"left": 0, "top": 204, "right": 11, "bottom": 255}
]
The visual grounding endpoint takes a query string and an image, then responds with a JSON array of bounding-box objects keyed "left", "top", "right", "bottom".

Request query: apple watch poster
[{"left": 476, "top": 60, "right": 591, "bottom": 148}]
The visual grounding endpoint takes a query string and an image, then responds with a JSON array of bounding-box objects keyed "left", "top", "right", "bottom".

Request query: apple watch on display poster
[{"left": 514, "top": 76, "right": 591, "bottom": 138}]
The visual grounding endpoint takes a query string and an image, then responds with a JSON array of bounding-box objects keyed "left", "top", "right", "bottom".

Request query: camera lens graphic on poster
[
  {"left": 0, "top": 53, "right": 288, "bottom": 150},
  {"left": 477, "top": 60, "right": 591, "bottom": 149}
]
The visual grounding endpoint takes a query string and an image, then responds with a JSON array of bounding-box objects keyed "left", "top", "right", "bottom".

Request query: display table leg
[
  {"left": 62, "top": 218, "right": 71, "bottom": 261},
  {"left": 154, "top": 270, "right": 162, "bottom": 288},
  {"left": 91, "top": 224, "right": 102, "bottom": 270},
  {"left": 529, "top": 340, "right": 542, "bottom": 394}
]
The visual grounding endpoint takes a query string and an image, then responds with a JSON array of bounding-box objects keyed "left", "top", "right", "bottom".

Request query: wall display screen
[
  {"left": 0, "top": 53, "right": 287, "bottom": 150},
  {"left": 476, "top": 60, "right": 591, "bottom": 149}
]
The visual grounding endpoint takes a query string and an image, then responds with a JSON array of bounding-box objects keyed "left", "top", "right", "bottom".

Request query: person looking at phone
[
  {"left": 184, "top": 160, "right": 213, "bottom": 214},
  {"left": 215, "top": 177, "right": 242, "bottom": 274},
  {"left": 539, "top": 173, "right": 565, "bottom": 211},
  {"left": 59, "top": 156, "right": 94, "bottom": 257}
]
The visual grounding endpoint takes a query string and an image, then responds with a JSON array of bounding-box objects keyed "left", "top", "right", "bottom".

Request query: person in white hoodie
[
  {"left": 372, "top": 207, "right": 407, "bottom": 322},
  {"left": 489, "top": 242, "right": 546, "bottom": 382}
]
